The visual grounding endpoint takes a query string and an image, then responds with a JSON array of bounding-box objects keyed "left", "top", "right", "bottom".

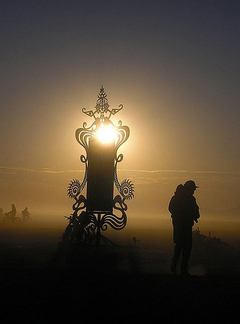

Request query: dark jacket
[{"left": 169, "top": 193, "right": 200, "bottom": 226}]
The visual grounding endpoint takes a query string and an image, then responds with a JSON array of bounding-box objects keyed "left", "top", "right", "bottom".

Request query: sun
[{"left": 95, "top": 124, "right": 116, "bottom": 144}]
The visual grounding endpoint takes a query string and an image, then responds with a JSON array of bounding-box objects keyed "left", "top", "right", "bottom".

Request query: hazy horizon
[{"left": 1, "top": 209, "right": 239, "bottom": 250}]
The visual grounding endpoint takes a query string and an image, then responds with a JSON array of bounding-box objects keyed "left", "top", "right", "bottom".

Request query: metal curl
[
  {"left": 67, "top": 179, "right": 81, "bottom": 198},
  {"left": 99, "top": 195, "right": 128, "bottom": 231},
  {"left": 72, "top": 194, "right": 87, "bottom": 213},
  {"left": 114, "top": 162, "right": 134, "bottom": 200},
  {"left": 115, "top": 125, "right": 130, "bottom": 150},
  {"left": 88, "top": 213, "right": 97, "bottom": 231},
  {"left": 113, "top": 194, "right": 128, "bottom": 211},
  {"left": 75, "top": 120, "right": 96, "bottom": 149},
  {"left": 67, "top": 174, "right": 87, "bottom": 199},
  {"left": 101, "top": 212, "right": 126, "bottom": 231},
  {"left": 120, "top": 179, "right": 135, "bottom": 200},
  {"left": 80, "top": 155, "right": 87, "bottom": 163},
  {"left": 116, "top": 154, "right": 123, "bottom": 163},
  {"left": 82, "top": 108, "right": 95, "bottom": 119}
]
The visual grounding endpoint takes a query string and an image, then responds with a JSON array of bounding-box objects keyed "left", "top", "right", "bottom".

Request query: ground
[{"left": 0, "top": 224, "right": 240, "bottom": 323}]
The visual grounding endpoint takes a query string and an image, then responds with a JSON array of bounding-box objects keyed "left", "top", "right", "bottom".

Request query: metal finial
[{"left": 82, "top": 86, "right": 123, "bottom": 121}]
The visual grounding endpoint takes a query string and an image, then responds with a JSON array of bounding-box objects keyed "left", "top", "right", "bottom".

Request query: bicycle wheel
[
  {"left": 14, "top": 217, "right": 20, "bottom": 224},
  {"left": 3, "top": 216, "right": 8, "bottom": 223}
]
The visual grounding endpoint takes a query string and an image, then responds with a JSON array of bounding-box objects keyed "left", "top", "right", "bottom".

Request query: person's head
[
  {"left": 175, "top": 184, "right": 185, "bottom": 196},
  {"left": 184, "top": 180, "right": 199, "bottom": 195}
]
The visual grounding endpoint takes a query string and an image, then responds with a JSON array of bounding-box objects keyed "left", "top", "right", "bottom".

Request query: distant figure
[
  {"left": 4, "top": 204, "right": 16, "bottom": 221},
  {"left": 10, "top": 204, "right": 17, "bottom": 222},
  {"left": 0, "top": 208, "right": 4, "bottom": 218},
  {"left": 3, "top": 204, "right": 20, "bottom": 223},
  {"left": 169, "top": 180, "right": 200, "bottom": 275},
  {"left": 21, "top": 207, "right": 30, "bottom": 220},
  {"left": 133, "top": 237, "right": 140, "bottom": 246}
]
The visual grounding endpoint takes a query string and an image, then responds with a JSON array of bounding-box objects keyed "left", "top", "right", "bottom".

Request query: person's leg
[
  {"left": 171, "top": 225, "right": 183, "bottom": 273},
  {"left": 181, "top": 227, "right": 192, "bottom": 275},
  {"left": 171, "top": 244, "right": 182, "bottom": 273}
]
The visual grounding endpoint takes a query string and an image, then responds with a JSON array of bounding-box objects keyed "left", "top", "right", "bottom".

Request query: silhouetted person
[
  {"left": 4, "top": 204, "right": 17, "bottom": 221},
  {"left": 10, "top": 204, "right": 17, "bottom": 222},
  {"left": 22, "top": 207, "right": 30, "bottom": 220},
  {"left": 0, "top": 208, "right": 3, "bottom": 218},
  {"left": 169, "top": 180, "right": 200, "bottom": 275},
  {"left": 133, "top": 237, "right": 140, "bottom": 249}
]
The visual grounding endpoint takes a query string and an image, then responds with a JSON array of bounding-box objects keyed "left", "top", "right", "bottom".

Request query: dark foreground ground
[{"left": 0, "top": 225, "right": 240, "bottom": 324}]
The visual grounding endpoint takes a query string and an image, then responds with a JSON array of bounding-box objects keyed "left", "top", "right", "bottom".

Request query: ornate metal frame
[{"left": 66, "top": 86, "right": 134, "bottom": 245}]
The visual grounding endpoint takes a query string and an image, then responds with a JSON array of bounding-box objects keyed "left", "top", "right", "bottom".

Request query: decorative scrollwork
[
  {"left": 72, "top": 194, "right": 87, "bottom": 214},
  {"left": 114, "top": 161, "right": 134, "bottom": 200},
  {"left": 113, "top": 194, "right": 128, "bottom": 212},
  {"left": 120, "top": 179, "right": 135, "bottom": 200},
  {"left": 116, "top": 153, "right": 123, "bottom": 163},
  {"left": 88, "top": 213, "right": 97, "bottom": 232},
  {"left": 115, "top": 124, "right": 130, "bottom": 151},
  {"left": 100, "top": 195, "right": 127, "bottom": 231},
  {"left": 80, "top": 154, "right": 87, "bottom": 163},
  {"left": 65, "top": 86, "right": 134, "bottom": 245},
  {"left": 67, "top": 179, "right": 82, "bottom": 198},
  {"left": 82, "top": 86, "right": 123, "bottom": 122},
  {"left": 75, "top": 121, "right": 95, "bottom": 149},
  {"left": 67, "top": 171, "right": 87, "bottom": 199},
  {"left": 101, "top": 212, "right": 126, "bottom": 231}
]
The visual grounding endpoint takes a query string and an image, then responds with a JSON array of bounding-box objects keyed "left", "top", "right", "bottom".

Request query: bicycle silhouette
[
  {"left": 3, "top": 212, "right": 20, "bottom": 223},
  {"left": 21, "top": 213, "right": 32, "bottom": 222},
  {"left": 62, "top": 211, "right": 95, "bottom": 245}
]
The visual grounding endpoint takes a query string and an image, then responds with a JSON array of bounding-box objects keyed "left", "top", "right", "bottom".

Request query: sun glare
[{"left": 96, "top": 124, "right": 116, "bottom": 144}]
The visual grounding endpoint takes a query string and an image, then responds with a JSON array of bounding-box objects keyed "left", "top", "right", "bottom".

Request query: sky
[{"left": 0, "top": 0, "right": 240, "bottom": 219}]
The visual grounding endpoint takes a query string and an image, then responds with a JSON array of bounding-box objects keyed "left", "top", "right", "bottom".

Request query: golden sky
[{"left": 0, "top": 1, "right": 239, "bottom": 220}]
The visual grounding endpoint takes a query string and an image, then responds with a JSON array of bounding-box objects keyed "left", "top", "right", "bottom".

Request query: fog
[{"left": 1, "top": 209, "right": 239, "bottom": 251}]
